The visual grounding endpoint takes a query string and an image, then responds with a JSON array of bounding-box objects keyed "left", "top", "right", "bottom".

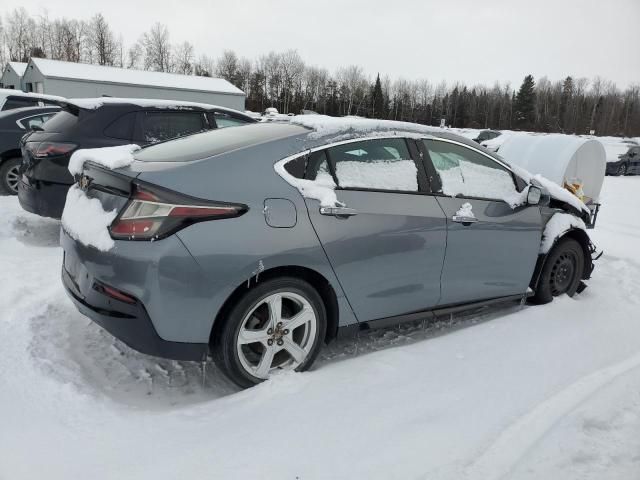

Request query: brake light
[
  {"left": 110, "top": 185, "right": 247, "bottom": 240},
  {"left": 33, "top": 142, "right": 77, "bottom": 158}
]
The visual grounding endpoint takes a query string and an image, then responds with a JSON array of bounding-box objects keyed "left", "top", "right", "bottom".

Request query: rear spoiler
[{"left": 55, "top": 100, "right": 81, "bottom": 116}]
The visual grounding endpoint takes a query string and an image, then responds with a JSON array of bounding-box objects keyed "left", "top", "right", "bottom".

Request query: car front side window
[
  {"left": 327, "top": 138, "right": 418, "bottom": 192},
  {"left": 424, "top": 139, "right": 517, "bottom": 201}
]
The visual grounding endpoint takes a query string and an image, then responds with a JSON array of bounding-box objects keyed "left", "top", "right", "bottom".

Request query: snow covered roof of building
[
  {"left": 7, "top": 62, "right": 27, "bottom": 76},
  {"left": 28, "top": 58, "right": 244, "bottom": 96}
]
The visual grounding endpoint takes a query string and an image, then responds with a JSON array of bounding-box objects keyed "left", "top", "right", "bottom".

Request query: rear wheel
[
  {"left": 531, "top": 237, "right": 584, "bottom": 304},
  {"left": 213, "top": 277, "right": 327, "bottom": 388},
  {"left": 0, "top": 158, "right": 21, "bottom": 195},
  {"left": 617, "top": 163, "right": 627, "bottom": 176}
]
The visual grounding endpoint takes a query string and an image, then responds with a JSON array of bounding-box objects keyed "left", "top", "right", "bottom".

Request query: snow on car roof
[
  {"left": 30, "top": 58, "right": 244, "bottom": 96},
  {"left": 0, "top": 87, "right": 66, "bottom": 103},
  {"left": 289, "top": 114, "right": 442, "bottom": 139},
  {"left": 63, "top": 97, "right": 250, "bottom": 118}
]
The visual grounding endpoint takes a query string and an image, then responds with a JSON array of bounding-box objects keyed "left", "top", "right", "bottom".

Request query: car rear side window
[
  {"left": 104, "top": 112, "right": 136, "bottom": 140},
  {"left": 211, "top": 112, "right": 250, "bottom": 128},
  {"left": 424, "top": 139, "right": 517, "bottom": 200},
  {"left": 42, "top": 110, "right": 79, "bottom": 132},
  {"left": 142, "top": 111, "right": 205, "bottom": 143},
  {"left": 327, "top": 138, "right": 417, "bottom": 192},
  {"left": 18, "top": 113, "right": 57, "bottom": 130}
]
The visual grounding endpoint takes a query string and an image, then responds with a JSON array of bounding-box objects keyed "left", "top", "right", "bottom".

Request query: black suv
[
  {"left": 0, "top": 106, "right": 61, "bottom": 194},
  {"left": 605, "top": 142, "right": 640, "bottom": 176},
  {"left": 18, "top": 99, "right": 256, "bottom": 218}
]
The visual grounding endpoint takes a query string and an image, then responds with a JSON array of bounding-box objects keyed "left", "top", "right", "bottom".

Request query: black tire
[
  {"left": 213, "top": 277, "right": 327, "bottom": 388},
  {"left": 0, "top": 158, "right": 22, "bottom": 195},
  {"left": 617, "top": 163, "right": 627, "bottom": 176},
  {"left": 531, "top": 237, "right": 585, "bottom": 305}
]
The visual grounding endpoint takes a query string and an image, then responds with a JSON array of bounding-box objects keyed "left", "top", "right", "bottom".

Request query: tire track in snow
[{"left": 464, "top": 352, "right": 640, "bottom": 480}]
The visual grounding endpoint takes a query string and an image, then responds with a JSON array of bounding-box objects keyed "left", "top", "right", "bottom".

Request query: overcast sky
[{"left": 10, "top": 0, "right": 640, "bottom": 88}]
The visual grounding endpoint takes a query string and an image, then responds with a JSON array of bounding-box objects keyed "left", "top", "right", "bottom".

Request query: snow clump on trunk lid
[{"left": 62, "top": 144, "right": 140, "bottom": 251}]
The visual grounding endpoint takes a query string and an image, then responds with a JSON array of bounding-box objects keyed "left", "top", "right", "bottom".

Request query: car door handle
[
  {"left": 319, "top": 206, "right": 358, "bottom": 217},
  {"left": 452, "top": 215, "right": 478, "bottom": 224}
]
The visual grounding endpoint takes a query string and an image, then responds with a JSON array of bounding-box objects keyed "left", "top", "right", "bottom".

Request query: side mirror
[{"left": 527, "top": 186, "right": 542, "bottom": 205}]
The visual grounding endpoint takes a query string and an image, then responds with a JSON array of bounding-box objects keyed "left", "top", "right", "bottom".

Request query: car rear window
[
  {"left": 142, "top": 111, "right": 205, "bottom": 143},
  {"left": 42, "top": 110, "right": 79, "bottom": 133}
]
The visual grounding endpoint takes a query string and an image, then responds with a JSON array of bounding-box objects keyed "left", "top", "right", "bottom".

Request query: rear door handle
[
  {"left": 320, "top": 206, "right": 358, "bottom": 217},
  {"left": 452, "top": 215, "right": 478, "bottom": 224}
]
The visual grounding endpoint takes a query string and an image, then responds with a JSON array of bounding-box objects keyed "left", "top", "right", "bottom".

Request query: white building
[
  {"left": 12, "top": 58, "right": 245, "bottom": 110},
  {"left": 0, "top": 62, "right": 28, "bottom": 90}
]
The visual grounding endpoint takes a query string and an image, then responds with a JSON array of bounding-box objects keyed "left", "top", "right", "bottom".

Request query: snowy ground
[{"left": 1, "top": 177, "right": 639, "bottom": 479}]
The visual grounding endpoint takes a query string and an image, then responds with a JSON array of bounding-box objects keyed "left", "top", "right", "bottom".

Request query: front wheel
[
  {"left": 0, "top": 158, "right": 22, "bottom": 195},
  {"left": 531, "top": 237, "right": 585, "bottom": 304},
  {"left": 213, "top": 277, "right": 327, "bottom": 388}
]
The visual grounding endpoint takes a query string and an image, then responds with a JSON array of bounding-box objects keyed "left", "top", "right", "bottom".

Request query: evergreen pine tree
[
  {"left": 559, "top": 76, "right": 574, "bottom": 131},
  {"left": 372, "top": 74, "right": 384, "bottom": 119},
  {"left": 514, "top": 75, "right": 536, "bottom": 130}
]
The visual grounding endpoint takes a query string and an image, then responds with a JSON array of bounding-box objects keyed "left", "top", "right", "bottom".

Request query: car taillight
[
  {"left": 110, "top": 185, "right": 247, "bottom": 241},
  {"left": 33, "top": 142, "right": 77, "bottom": 158}
]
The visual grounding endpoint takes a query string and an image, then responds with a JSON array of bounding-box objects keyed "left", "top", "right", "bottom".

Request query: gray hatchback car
[{"left": 61, "top": 120, "right": 596, "bottom": 388}]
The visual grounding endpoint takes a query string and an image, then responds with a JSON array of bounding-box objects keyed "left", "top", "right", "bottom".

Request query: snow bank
[
  {"left": 61, "top": 185, "right": 117, "bottom": 251},
  {"left": 289, "top": 114, "right": 439, "bottom": 139},
  {"left": 540, "top": 212, "right": 587, "bottom": 253},
  {"left": 68, "top": 144, "right": 140, "bottom": 176}
]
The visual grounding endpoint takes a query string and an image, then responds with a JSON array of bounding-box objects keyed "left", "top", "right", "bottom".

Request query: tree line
[{"left": 1, "top": 8, "right": 638, "bottom": 137}]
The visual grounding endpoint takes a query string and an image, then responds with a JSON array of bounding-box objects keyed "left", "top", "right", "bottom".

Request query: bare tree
[
  {"left": 141, "top": 23, "right": 172, "bottom": 72},
  {"left": 174, "top": 41, "right": 194, "bottom": 75},
  {"left": 89, "top": 14, "right": 116, "bottom": 65}
]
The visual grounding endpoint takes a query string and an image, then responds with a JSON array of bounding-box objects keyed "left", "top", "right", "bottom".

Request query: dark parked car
[
  {"left": 60, "top": 120, "right": 596, "bottom": 388},
  {"left": 604, "top": 141, "right": 640, "bottom": 176},
  {"left": 0, "top": 88, "right": 63, "bottom": 111},
  {"left": 473, "top": 129, "right": 501, "bottom": 143},
  {"left": 0, "top": 106, "right": 61, "bottom": 194},
  {"left": 18, "top": 98, "right": 256, "bottom": 218}
]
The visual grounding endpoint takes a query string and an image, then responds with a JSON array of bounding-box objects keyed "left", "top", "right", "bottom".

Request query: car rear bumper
[
  {"left": 60, "top": 227, "right": 211, "bottom": 361},
  {"left": 18, "top": 175, "right": 69, "bottom": 219},
  {"left": 61, "top": 260, "right": 208, "bottom": 362}
]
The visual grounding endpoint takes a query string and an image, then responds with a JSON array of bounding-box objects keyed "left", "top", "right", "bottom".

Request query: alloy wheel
[
  {"left": 5, "top": 164, "right": 20, "bottom": 194},
  {"left": 236, "top": 291, "right": 317, "bottom": 379}
]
